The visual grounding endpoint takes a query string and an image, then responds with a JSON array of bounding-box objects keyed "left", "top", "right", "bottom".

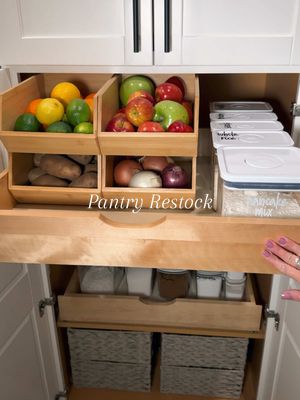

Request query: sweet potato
[
  {"left": 69, "top": 172, "right": 97, "bottom": 188},
  {"left": 28, "top": 167, "right": 46, "bottom": 183},
  {"left": 39, "top": 155, "right": 81, "bottom": 180},
  {"left": 68, "top": 155, "right": 93, "bottom": 165},
  {"left": 31, "top": 174, "right": 69, "bottom": 187}
]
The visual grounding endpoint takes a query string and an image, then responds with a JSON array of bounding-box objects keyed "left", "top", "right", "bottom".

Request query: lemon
[
  {"left": 50, "top": 82, "right": 81, "bottom": 108},
  {"left": 36, "top": 98, "right": 64, "bottom": 125}
]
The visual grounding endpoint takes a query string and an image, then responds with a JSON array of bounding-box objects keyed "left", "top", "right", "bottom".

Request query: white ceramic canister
[
  {"left": 225, "top": 272, "right": 246, "bottom": 300},
  {"left": 196, "top": 271, "right": 224, "bottom": 299},
  {"left": 126, "top": 267, "right": 153, "bottom": 297}
]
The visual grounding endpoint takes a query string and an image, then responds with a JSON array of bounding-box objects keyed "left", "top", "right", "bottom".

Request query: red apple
[
  {"left": 167, "top": 121, "right": 193, "bottom": 132},
  {"left": 166, "top": 76, "right": 186, "bottom": 97},
  {"left": 125, "top": 98, "right": 154, "bottom": 127},
  {"left": 182, "top": 101, "right": 193, "bottom": 125},
  {"left": 155, "top": 83, "right": 183, "bottom": 103},
  {"left": 128, "top": 90, "right": 155, "bottom": 105},
  {"left": 106, "top": 115, "right": 135, "bottom": 132},
  {"left": 138, "top": 121, "right": 165, "bottom": 132}
]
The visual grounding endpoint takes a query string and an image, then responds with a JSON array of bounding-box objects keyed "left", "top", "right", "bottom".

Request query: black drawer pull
[
  {"left": 164, "top": 0, "right": 171, "bottom": 52},
  {"left": 133, "top": 0, "right": 140, "bottom": 53}
]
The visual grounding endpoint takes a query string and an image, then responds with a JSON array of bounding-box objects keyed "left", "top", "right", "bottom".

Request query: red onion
[
  {"left": 114, "top": 159, "right": 142, "bottom": 186},
  {"left": 141, "top": 156, "right": 169, "bottom": 173},
  {"left": 162, "top": 164, "right": 189, "bottom": 188}
]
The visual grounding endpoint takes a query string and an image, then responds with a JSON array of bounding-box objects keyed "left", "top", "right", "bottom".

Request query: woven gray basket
[
  {"left": 67, "top": 328, "right": 152, "bottom": 364},
  {"left": 161, "top": 333, "right": 248, "bottom": 369},
  {"left": 161, "top": 365, "right": 244, "bottom": 398},
  {"left": 71, "top": 359, "right": 151, "bottom": 392}
]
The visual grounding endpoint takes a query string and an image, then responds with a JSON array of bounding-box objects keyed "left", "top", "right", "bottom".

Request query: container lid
[
  {"left": 157, "top": 269, "right": 188, "bottom": 274},
  {"left": 210, "top": 112, "right": 278, "bottom": 122},
  {"left": 196, "top": 271, "right": 224, "bottom": 277},
  {"left": 217, "top": 146, "right": 300, "bottom": 187},
  {"left": 212, "top": 131, "right": 294, "bottom": 149},
  {"left": 227, "top": 272, "right": 245, "bottom": 280},
  {"left": 210, "top": 101, "right": 273, "bottom": 113},
  {"left": 210, "top": 121, "right": 284, "bottom": 132}
]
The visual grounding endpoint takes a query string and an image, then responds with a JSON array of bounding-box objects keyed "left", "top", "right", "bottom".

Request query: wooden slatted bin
[
  {"left": 0, "top": 73, "right": 112, "bottom": 155},
  {"left": 98, "top": 74, "right": 199, "bottom": 156},
  {"left": 9, "top": 153, "right": 100, "bottom": 206},
  {"left": 58, "top": 270, "right": 262, "bottom": 332},
  {"left": 101, "top": 156, "right": 197, "bottom": 209}
]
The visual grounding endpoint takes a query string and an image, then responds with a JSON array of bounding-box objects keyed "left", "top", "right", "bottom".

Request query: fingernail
[
  {"left": 263, "top": 250, "right": 271, "bottom": 257},
  {"left": 266, "top": 240, "right": 273, "bottom": 249},
  {"left": 281, "top": 292, "right": 292, "bottom": 300},
  {"left": 279, "top": 237, "right": 287, "bottom": 245}
]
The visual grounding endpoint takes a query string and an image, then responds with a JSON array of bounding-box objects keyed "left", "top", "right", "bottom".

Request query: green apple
[
  {"left": 120, "top": 75, "right": 155, "bottom": 105},
  {"left": 153, "top": 100, "right": 189, "bottom": 130}
]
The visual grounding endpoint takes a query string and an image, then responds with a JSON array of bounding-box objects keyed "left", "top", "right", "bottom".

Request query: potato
[
  {"left": 39, "top": 155, "right": 81, "bottom": 180},
  {"left": 84, "top": 163, "right": 98, "bottom": 173},
  {"left": 28, "top": 167, "right": 46, "bottom": 183},
  {"left": 68, "top": 155, "right": 93, "bottom": 165},
  {"left": 31, "top": 174, "right": 69, "bottom": 187},
  {"left": 33, "top": 153, "right": 45, "bottom": 167},
  {"left": 69, "top": 172, "right": 98, "bottom": 188}
]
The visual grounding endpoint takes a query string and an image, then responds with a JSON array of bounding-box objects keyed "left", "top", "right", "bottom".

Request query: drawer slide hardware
[
  {"left": 265, "top": 307, "right": 280, "bottom": 331},
  {"left": 39, "top": 296, "right": 56, "bottom": 317},
  {"left": 290, "top": 102, "right": 300, "bottom": 117},
  {"left": 55, "top": 390, "right": 68, "bottom": 400}
]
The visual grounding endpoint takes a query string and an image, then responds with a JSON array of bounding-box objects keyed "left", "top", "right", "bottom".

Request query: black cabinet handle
[
  {"left": 133, "top": 0, "right": 140, "bottom": 53},
  {"left": 164, "top": 0, "right": 171, "bottom": 52}
]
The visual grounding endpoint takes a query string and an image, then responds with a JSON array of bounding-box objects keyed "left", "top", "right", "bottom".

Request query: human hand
[{"left": 262, "top": 236, "right": 300, "bottom": 301}]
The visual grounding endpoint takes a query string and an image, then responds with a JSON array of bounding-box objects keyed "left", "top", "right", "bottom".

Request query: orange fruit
[
  {"left": 50, "top": 82, "right": 81, "bottom": 108},
  {"left": 85, "top": 93, "right": 96, "bottom": 99},
  {"left": 85, "top": 98, "right": 94, "bottom": 122},
  {"left": 25, "top": 98, "right": 42, "bottom": 115},
  {"left": 36, "top": 98, "right": 64, "bottom": 125}
]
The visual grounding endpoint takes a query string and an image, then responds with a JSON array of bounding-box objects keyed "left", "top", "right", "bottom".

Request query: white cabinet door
[
  {"left": 0, "top": 0, "right": 153, "bottom": 66},
  {"left": 0, "top": 68, "right": 11, "bottom": 171},
  {"left": 0, "top": 263, "right": 65, "bottom": 400},
  {"left": 155, "top": 0, "right": 298, "bottom": 66},
  {"left": 257, "top": 276, "right": 300, "bottom": 400}
]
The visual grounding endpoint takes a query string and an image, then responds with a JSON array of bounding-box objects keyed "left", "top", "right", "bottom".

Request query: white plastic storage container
[
  {"left": 126, "top": 268, "right": 153, "bottom": 297},
  {"left": 196, "top": 271, "right": 224, "bottom": 299},
  {"left": 210, "top": 101, "right": 273, "bottom": 113},
  {"left": 216, "top": 147, "right": 300, "bottom": 218},
  {"left": 225, "top": 273, "right": 246, "bottom": 300},
  {"left": 210, "top": 112, "right": 278, "bottom": 122},
  {"left": 210, "top": 121, "right": 284, "bottom": 132}
]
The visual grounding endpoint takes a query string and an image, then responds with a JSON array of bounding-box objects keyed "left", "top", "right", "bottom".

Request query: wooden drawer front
[
  {"left": 0, "top": 73, "right": 111, "bottom": 155},
  {"left": 102, "top": 156, "right": 196, "bottom": 208},
  {"left": 58, "top": 271, "right": 262, "bottom": 332},
  {"left": 98, "top": 74, "right": 199, "bottom": 157},
  {"left": 8, "top": 154, "right": 100, "bottom": 206}
]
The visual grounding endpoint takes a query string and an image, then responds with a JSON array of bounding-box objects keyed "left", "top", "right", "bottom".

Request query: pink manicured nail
[
  {"left": 266, "top": 240, "right": 273, "bottom": 249},
  {"left": 263, "top": 250, "right": 271, "bottom": 257},
  {"left": 281, "top": 292, "right": 292, "bottom": 300},
  {"left": 279, "top": 237, "right": 287, "bottom": 245}
]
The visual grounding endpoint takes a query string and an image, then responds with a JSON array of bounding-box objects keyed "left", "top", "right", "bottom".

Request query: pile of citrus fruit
[{"left": 14, "top": 82, "right": 95, "bottom": 134}]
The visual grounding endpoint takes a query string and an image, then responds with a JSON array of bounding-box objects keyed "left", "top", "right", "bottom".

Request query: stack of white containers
[{"left": 209, "top": 101, "right": 300, "bottom": 219}]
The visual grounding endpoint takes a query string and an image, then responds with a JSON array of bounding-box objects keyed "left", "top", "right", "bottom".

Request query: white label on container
[
  {"left": 246, "top": 192, "right": 288, "bottom": 217},
  {"left": 216, "top": 132, "right": 239, "bottom": 141}
]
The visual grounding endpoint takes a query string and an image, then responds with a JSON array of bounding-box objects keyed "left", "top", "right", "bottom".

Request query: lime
[
  {"left": 73, "top": 122, "right": 93, "bottom": 134},
  {"left": 66, "top": 98, "right": 90, "bottom": 126},
  {"left": 62, "top": 113, "right": 69, "bottom": 123},
  {"left": 14, "top": 113, "right": 41, "bottom": 132},
  {"left": 46, "top": 121, "right": 73, "bottom": 133},
  {"left": 36, "top": 98, "right": 64, "bottom": 125}
]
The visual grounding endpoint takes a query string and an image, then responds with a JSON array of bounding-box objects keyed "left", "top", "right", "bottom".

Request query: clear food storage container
[
  {"left": 157, "top": 269, "right": 190, "bottom": 299},
  {"left": 216, "top": 147, "right": 300, "bottom": 218},
  {"left": 126, "top": 268, "right": 153, "bottom": 297},
  {"left": 210, "top": 121, "right": 284, "bottom": 132},
  {"left": 210, "top": 101, "right": 273, "bottom": 113},
  {"left": 210, "top": 112, "right": 278, "bottom": 122},
  {"left": 196, "top": 271, "right": 224, "bottom": 299},
  {"left": 225, "top": 272, "right": 246, "bottom": 300}
]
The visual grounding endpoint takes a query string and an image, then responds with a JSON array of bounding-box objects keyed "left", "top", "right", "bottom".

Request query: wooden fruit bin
[
  {"left": 98, "top": 74, "right": 200, "bottom": 156},
  {"left": 8, "top": 153, "right": 101, "bottom": 206},
  {"left": 58, "top": 270, "right": 262, "bottom": 332},
  {"left": 0, "top": 73, "right": 112, "bottom": 155},
  {"left": 101, "top": 156, "right": 197, "bottom": 209}
]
